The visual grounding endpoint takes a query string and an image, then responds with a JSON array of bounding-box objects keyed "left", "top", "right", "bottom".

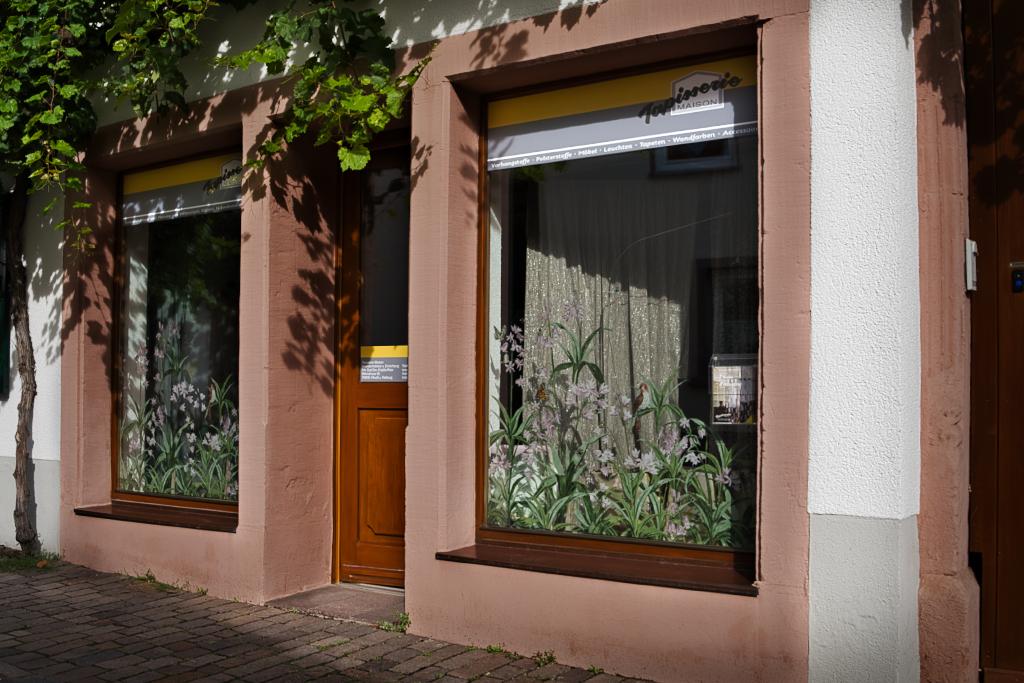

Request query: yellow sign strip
[
  {"left": 488, "top": 56, "right": 756, "bottom": 130},
  {"left": 123, "top": 153, "right": 240, "bottom": 195},
  {"left": 360, "top": 345, "right": 409, "bottom": 359}
]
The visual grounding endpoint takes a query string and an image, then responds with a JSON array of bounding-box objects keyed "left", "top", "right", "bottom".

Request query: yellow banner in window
[
  {"left": 360, "top": 345, "right": 409, "bottom": 359},
  {"left": 123, "top": 153, "right": 241, "bottom": 195},
  {"left": 488, "top": 56, "right": 757, "bottom": 130}
]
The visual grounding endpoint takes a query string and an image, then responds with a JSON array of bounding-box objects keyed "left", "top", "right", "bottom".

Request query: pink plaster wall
[
  {"left": 913, "top": 2, "right": 980, "bottom": 680},
  {"left": 60, "top": 83, "right": 337, "bottom": 604},
  {"left": 402, "top": 2, "right": 812, "bottom": 681}
]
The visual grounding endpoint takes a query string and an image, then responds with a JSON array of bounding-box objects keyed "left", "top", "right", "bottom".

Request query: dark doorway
[{"left": 966, "top": 0, "right": 1024, "bottom": 678}]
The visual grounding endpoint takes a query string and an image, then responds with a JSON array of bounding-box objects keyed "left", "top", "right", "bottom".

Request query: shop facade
[{"left": 4, "top": 0, "right": 998, "bottom": 680}]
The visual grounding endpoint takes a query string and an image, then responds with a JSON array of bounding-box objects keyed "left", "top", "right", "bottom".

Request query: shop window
[
  {"left": 115, "top": 153, "right": 242, "bottom": 505},
  {"left": 483, "top": 56, "right": 758, "bottom": 554}
]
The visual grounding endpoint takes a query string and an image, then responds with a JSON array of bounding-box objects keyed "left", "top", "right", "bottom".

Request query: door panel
[
  {"left": 336, "top": 143, "right": 410, "bottom": 587},
  {"left": 967, "top": 0, "right": 1024, "bottom": 674},
  {"left": 359, "top": 409, "right": 407, "bottom": 539}
]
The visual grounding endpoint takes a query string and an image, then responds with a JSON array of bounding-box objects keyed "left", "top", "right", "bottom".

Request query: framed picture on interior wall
[
  {"left": 709, "top": 354, "right": 757, "bottom": 426},
  {"left": 651, "top": 138, "right": 738, "bottom": 176}
]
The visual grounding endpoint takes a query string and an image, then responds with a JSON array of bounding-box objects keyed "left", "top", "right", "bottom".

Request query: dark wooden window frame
[
  {"left": 75, "top": 148, "right": 242, "bottom": 532},
  {"left": 436, "top": 53, "right": 761, "bottom": 596}
]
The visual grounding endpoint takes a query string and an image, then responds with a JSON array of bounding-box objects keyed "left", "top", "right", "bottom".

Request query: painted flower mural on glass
[
  {"left": 119, "top": 322, "right": 239, "bottom": 501},
  {"left": 488, "top": 313, "right": 754, "bottom": 548}
]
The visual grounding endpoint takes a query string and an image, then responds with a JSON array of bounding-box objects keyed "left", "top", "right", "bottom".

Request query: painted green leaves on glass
[{"left": 488, "top": 315, "right": 755, "bottom": 549}]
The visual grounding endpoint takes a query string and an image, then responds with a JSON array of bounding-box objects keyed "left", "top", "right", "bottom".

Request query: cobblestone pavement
[{"left": 0, "top": 563, "right": 650, "bottom": 682}]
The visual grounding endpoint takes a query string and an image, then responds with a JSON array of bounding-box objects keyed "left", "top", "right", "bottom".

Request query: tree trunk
[{"left": 5, "top": 178, "right": 38, "bottom": 555}]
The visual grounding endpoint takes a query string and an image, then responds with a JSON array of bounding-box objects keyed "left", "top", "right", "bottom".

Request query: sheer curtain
[
  {"left": 525, "top": 178, "right": 695, "bottom": 407},
  {"left": 520, "top": 143, "right": 757, "bottom": 417}
]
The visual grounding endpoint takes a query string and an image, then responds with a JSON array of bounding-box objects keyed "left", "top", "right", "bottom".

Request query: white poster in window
[{"left": 710, "top": 354, "right": 757, "bottom": 425}]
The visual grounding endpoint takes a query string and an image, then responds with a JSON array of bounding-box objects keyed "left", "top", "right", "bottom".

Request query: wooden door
[
  {"left": 967, "top": 1, "right": 1024, "bottom": 678},
  {"left": 336, "top": 143, "right": 410, "bottom": 587}
]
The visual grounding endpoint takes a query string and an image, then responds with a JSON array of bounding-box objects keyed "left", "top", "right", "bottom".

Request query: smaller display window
[{"left": 111, "top": 152, "right": 242, "bottom": 511}]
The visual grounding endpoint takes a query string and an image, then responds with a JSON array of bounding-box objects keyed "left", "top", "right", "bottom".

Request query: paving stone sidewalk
[{"left": 0, "top": 562, "right": 649, "bottom": 682}]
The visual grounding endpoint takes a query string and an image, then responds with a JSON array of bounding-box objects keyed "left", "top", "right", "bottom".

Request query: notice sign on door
[{"left": 360, "top": 345, "right": 408, "bottom": 383}]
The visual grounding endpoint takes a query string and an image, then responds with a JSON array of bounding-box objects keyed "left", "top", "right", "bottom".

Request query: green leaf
[
  {"left": 38, "top": 106, "right": 64, "bottom": 125},
  {"left": 52, "top": 139, "right": 76, "bottom": 158},
  {"left": 337, "top": 144, "right": 370, "bottom": 171}
]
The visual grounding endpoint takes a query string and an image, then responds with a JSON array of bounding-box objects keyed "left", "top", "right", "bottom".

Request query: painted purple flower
[
  {"left": 624, "top": 448, "right": 642, "bottom": 471},
  {"left": 501, "top": 325, "right": 526, "bottom": 374},
  {"left": 683, "top": 450, "right": 705, "bottom": 466},
  {"left": 535, "top": 329, "right": 557, "bottom": 350},
  {"left": 714, "top": 467, "right": 734, "bottom": 487},
  {"left": 489, "top": 443, "right": 510, "bottom": 470},
  {"left": 659, "top": 425, "right": 681, "bottom": 454},
  {"left": 561, "top": 300, "right": 585, "bottom": 324},
  {"left": 666, "top": 517, "right": 694, "bottom": 539}
]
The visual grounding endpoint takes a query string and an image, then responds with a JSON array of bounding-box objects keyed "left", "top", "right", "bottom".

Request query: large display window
[{"left": 483, "top": 56, "right": 758, "bottom": 554}]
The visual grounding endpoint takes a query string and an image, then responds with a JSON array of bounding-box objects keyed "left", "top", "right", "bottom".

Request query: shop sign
[
  {"left": 487, "top": 56, "right": 757, "bottom": 170},
  {"left": 121, "top": 153, "right": 243, "bottom": 226}
]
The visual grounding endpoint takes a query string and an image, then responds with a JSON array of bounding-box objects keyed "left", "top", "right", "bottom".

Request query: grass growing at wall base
[
  {"left": 129, "top": 568, "right": 208, "bottom": 595},
  {"left": 0, "top": 545, "right": 57, "bottom": 572},
  {"left": 376, "top": 612, "right": 410, "bottom": 633}
]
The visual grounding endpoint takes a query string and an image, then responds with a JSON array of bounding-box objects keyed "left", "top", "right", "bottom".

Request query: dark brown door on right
[{"left": 967, "top": 1, "right": 1024, "bottom": 679}]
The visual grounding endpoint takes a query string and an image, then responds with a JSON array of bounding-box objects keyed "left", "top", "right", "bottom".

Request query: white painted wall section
[
  {"left": 377, "top": 0, "right": 604, "bottom": 47},
  {"left": 808, "top": 0, "right": 921, "bottom": 521},
  {"left": 809, "top": 0, "right": 921, "bottom": 680},
  {"left": 0, "top": 189, "right": 65, "bottom": 552}
]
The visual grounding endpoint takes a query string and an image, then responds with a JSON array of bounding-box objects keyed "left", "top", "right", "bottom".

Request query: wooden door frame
[{"left": 332, "top": 130, "right": 412, "bottom": 585}]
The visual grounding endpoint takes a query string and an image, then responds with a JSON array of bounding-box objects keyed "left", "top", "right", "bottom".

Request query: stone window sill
[
  {"left": 74, "top": 501, "right": 237, "bottom": 533},
  {"left": 436, "top": 541, "right": 757, "bottom": 596}
]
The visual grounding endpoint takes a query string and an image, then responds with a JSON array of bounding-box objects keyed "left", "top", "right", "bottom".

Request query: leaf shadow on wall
[
  {"left": 276, "top": 1, "right": 604, "bottom": 397},
  {"left": 60, "top": 79, "right": 294, "bottom": 381},
  {"left": 915, "top": 0, "right": 1024, "bottom": 204},
  {"left": 60, "top": 0, "right": 607, "bottom": 401}
]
